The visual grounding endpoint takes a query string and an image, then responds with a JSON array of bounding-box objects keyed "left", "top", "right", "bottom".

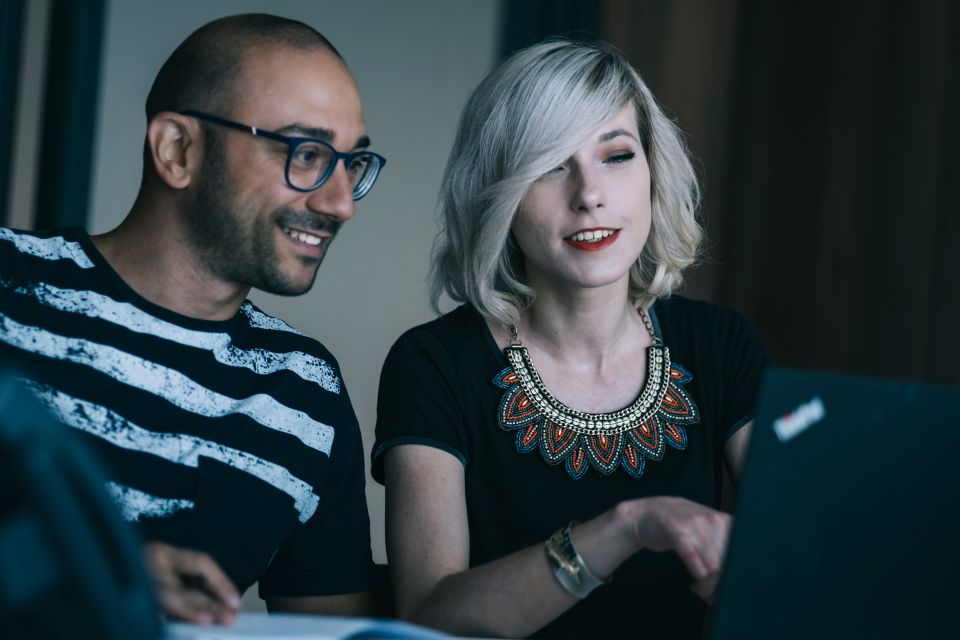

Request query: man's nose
[{"left": 305, "top": 160, "right": 356, "bottom": 222}]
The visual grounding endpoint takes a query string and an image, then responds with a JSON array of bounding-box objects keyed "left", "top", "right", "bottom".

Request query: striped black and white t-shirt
[{"left": 0, "top": 226, "right": 374, "bottom": 597}]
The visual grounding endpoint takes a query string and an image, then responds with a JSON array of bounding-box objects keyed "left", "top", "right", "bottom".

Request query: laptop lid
[{"left": 710, "top": 368, "right": 960, "bottom": 639}]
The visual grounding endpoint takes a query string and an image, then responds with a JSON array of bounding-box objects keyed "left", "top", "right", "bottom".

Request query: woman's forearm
[{"left": 403, "top": 505, "right": 639, "bottom": 637}]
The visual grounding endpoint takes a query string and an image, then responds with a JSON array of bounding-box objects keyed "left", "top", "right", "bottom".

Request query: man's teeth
[
  {"left": 283, "top": 227, "right": 322, "bottom": 246},
  {"left": 569, "top": 229, "right": 615, "bottom": 242}
]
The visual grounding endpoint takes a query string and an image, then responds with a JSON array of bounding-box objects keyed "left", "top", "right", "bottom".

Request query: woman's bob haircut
[{"left": 430, "top": 38, "right": 702, "bottom": 326}]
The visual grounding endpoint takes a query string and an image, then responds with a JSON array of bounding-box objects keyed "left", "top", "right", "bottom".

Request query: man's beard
[{"left": 185, "top": 139, "right": 340, "bottom": 296}]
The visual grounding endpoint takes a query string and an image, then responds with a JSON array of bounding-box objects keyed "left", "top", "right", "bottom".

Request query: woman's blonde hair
[{"left": 430, "top": 39, "right": 701, "bottom": 325}]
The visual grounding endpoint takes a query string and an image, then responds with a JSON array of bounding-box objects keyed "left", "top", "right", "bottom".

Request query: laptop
[{"left": 710, "top": 368, "right": 960, "bottom": 639}]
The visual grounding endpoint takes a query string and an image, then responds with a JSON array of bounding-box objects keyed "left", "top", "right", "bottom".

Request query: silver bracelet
[{"left": 544, "top": 521, "right": 609, "bottom": 599}]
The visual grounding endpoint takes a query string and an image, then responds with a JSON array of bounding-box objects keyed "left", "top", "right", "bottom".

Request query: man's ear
[{"left": 146, "top": 113, "right": 202, "bottom": 189}]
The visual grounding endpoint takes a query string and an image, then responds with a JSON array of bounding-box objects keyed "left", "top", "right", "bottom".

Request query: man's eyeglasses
[{"left": 180, "top": 110, "right": 386, "bottom": 200}]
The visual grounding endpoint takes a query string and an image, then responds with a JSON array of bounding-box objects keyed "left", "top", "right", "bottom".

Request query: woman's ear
[{"left": 145, "top": 112, "right": 202, "bottom": 190}]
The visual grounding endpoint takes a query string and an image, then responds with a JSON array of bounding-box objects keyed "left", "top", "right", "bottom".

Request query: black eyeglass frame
[{"left": 179, "top": 110, "right": 386, "bottom": 200}]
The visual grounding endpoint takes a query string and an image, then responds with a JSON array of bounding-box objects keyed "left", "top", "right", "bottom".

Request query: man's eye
[
  {"left": 295, "top": 149, "right": 319, "bottom": 164},
  {"left": 606, "top": 152, "right": 636, "bottom": 164},
  {"left": 291, "top": 142, "right": 330, "bottom": 167},
  {"left": 347, "top": 155, "right": 370, "bottom": 174}
]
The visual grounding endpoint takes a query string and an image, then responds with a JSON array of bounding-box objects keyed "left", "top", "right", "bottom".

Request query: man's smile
[{"left": 282, "top": 225, "right": 326, "bottom": 246}]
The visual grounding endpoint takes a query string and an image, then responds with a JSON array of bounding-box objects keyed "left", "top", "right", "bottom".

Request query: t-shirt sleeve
[
  {"left": 371, "top": 328, "right": 468, "bottom": 484},
  {"left": 258, "top": 384, "right": 374, "bottom": 598},
  {"left": 717, "top": 308, "right": 769, "bottom": 440}
]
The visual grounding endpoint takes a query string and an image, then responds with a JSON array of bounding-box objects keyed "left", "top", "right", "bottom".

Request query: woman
[{"left": 372, "top": 39, "right": 766, "bottom": 638}]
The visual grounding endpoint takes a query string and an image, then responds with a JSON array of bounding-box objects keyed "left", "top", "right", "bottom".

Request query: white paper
[{"left": 166, "top": 612, "right": 448, "bottom": 640}]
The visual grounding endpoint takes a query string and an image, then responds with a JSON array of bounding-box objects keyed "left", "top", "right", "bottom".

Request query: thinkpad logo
[{"left": 773, "top": 396, "right": 825, "bottom": 443}]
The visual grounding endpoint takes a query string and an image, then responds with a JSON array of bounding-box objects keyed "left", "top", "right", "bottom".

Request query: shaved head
[{"left": 145, "top": 13, "right": 342, "bottom": 120}]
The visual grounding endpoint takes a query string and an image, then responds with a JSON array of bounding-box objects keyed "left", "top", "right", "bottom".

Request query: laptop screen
[{"left": 710, "top": 368, "right": 960, "bottom": 639}]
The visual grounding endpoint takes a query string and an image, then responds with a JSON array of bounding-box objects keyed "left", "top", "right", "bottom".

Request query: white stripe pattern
[
  {"left": 18, "top": 281, "right": 341, "bottom": 393},
  {"left": 240, "top": 303, "right": 302, "bottom": 335},
  {"left": 0, "top": 228, "right": 94, "bottom": 268},
  {"left": 29, "top": 382, "right": 319, "bottom": 522},
  {"left": 0, "top": 314, "right": 335, "bottom": 455},
  {"left": 107, "top": 481, "right": 194, "bottom": 522}
]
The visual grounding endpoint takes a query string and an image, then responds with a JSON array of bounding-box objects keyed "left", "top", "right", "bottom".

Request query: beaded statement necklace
[{"left": 491, "top": 309, "right": 701, "bottom": 480}]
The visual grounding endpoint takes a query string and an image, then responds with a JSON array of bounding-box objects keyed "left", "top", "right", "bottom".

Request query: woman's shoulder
[
  {"left": 385, "top": 304, "right": 494, "bottom": 369},
  {"left": 393, "top": 304, "right": 484, "bottom": 345},
  {"left": 653, "top": 295, "right": 753, "bottom": 331},
  {"left": 653, "top": 295, "right": 765, "bottom": 358}
]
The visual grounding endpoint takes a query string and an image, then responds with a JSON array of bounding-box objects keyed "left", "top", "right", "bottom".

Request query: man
[{"left": 0, "top": 14, "right": 384, "bottom": 624}]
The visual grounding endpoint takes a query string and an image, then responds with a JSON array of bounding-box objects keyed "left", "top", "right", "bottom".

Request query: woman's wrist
[
  {"left": 611, "top": 497, "right": 652, "bottom": 552},
  {"left": 544, "top": 522, "right": 610, "bottom": 598},
  {"left": 563, "top": 503, "right": 647, "bottom": 583}
]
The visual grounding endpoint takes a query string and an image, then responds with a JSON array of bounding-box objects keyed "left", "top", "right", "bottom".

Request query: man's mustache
[{"left": 275, "top": 209, "right": 342, "bottom": 236}]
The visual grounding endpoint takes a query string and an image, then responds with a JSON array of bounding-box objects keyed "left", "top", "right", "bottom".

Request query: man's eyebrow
[
  {"left": 275, "top": 124, "right": 371, "bottom": 150},
  {"left": 599, "top": 128, "right": 638, "bottom": 143},
  {"left": 276, "top": 123, "right": 335, "bottom": 142}
]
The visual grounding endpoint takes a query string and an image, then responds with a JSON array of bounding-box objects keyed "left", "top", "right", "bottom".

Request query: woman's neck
[{"left": 514, "top": 279, "right": 649, "bottom": 367}]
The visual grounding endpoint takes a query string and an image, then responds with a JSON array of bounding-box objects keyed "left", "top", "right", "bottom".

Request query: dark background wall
[
  {"left": 0, "top": 1, "right": 26, "bottom": 225},
  {"left": 4, "top": 0, "right": 957, "bottom": 389},
  {"left": 508, "top": 0, "right": 960, "bottom": 386}
]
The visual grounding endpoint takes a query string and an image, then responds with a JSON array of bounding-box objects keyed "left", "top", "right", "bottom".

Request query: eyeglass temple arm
[{"left": 179, "top": 110, "right": 288, "bottom": 144}]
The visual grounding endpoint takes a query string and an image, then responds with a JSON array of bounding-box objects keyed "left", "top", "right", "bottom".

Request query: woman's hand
[{"left": 621, "top": 497, "right": 732, "bottom": 602}]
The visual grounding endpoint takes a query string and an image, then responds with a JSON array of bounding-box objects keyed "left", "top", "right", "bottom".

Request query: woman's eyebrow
[{"left": 599, "top": 128, "right": 638, "bottom": 142}]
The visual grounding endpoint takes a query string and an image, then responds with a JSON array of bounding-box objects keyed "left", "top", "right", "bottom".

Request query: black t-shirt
[
  {"left": 373, "top": 299, "right": 767, "bottom": 638},
  {"left": 0, "top": 227, "right": 374, "bottom": 598}
]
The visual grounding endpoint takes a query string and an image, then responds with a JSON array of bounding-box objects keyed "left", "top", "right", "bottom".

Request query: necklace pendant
[{"left": 493, "top": 344, "right": 700, "bottom": 480}]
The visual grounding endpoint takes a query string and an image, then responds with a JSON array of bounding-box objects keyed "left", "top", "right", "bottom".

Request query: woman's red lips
[{"left": 563, "top": 229, "right": 620, "bottom": 251}]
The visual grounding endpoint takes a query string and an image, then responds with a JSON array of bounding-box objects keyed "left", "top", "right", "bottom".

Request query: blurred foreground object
[{"left": 0, "top": 369, "right": 161, "bottom": 640}]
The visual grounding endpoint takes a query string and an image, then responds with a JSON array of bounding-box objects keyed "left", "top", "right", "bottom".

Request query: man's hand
[{"left": 142, "top": 542, "right": 240, "bottom": 625}]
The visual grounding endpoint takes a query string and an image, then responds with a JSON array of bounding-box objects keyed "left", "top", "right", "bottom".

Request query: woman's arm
[
  {"left": 723, "top": 420, "right": 754, "bottom": 486},
  {"left": 386, "top": 444, "right": 732, "bottom": 638}
]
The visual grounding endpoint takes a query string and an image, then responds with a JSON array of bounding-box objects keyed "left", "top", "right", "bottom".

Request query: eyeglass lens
[{"left": 288, "top": 141, "right": 381, "bottom": 197}]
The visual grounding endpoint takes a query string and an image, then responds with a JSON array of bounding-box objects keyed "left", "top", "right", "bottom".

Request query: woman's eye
[{"left": 606, "top": 151, "right": 636, "bottom": 164}]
